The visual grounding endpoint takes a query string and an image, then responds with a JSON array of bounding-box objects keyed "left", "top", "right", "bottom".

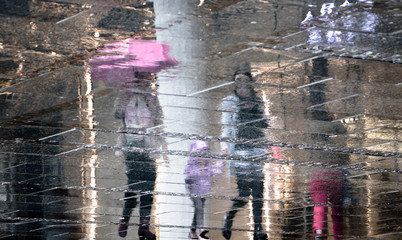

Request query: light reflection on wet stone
[{"left": 0, "top": 0, "right": 401, "bottom": 240}]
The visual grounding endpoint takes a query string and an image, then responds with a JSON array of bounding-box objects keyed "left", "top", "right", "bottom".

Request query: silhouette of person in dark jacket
[{"left": 220, "top": 63, "right": 268, "bottom": 240}]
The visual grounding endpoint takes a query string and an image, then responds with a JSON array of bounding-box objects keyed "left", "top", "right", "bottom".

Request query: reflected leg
[
  {"left": 328, "top": 180, "right": 344, "bottom": 240},
  {"left": 138, "top": 192, "right": 156, "bottom": 240},
  {"left": 139, "top": 192, "right": 154, "bottom": 222},
  {"left": 189, "top": 197, "right": 206, "bottom": 239},
  {"left": 192, "top": 197, "right": 206, "bottom": 229},
  {"left": 119, "top": 191, "right": 138, "bottom": 237},
  {"left": 310, "top": 174, "right": 345, "bottom": 239},
  {"left": 313, "top": 205, "right": 327, "bottom": 237},
  {"left": 331, "top": 206, "right": 343, "bottom": 240},
  {"left": 251, "top": 179, "right": 264, "bottom": 230},
  {"left": 251, "top": 178, "right": 267, "bottom": 240},
  {"left": 119, "top": 151, "right": 156, "bottom": 239},
  {"left": 134, "top": 155, "right": 156, "bottom": 240},
  {"left": 223, "top": 176, "right": 250, "bottom": 239},
  {"left": 223, "top": 199, "right": 248, "bottom": 239},
  {"left": 122, "top": 191, "right": 138, "bottom": 221},
  {"left": 310, "top": 177, "right": 328, "bottom": 238},
  {"left": 119, "top": 158, "right": 140, "bottom": 238}
]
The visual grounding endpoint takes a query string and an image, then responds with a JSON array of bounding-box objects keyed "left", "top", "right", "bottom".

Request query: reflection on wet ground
[{"left": 0, "top": 0, "right": 401, "bottom": 239}]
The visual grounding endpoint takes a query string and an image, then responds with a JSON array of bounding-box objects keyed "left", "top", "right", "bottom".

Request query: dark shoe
[
  {"left": 118, "top": 219, "right": 129, "bottom": 238},
  {"left": 253, "top": 225, "right": 267, "bottom": 240},
  {"left": 138, "top": 224, "right": 156, "bottom": 240},
  {"left": 222, "top": 216, "right": 233, "bottom": 239},
  {"left": 199, "top": 229, "right": 210, "bottom": 239},
  {"left": 222, "top": 229, "right": 231, "bottom": 239},
  {"left": 254, "top": 231, "right": 268, "bottom": 240}
]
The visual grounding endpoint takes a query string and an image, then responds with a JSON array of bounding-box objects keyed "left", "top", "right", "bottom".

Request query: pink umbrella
[{"left": 89, "top": 38, "right": 178, "bottom": 84}]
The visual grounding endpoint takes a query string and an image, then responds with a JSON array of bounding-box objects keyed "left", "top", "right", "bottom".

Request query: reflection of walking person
[
  {"left": 220, "top": 63, "right": 268, "bottom": 240},
  {"left": 115, "top": 79, "right": 164, "bottom": 240},
  {"left": 307, "top": 57, "right": 347, "bottom": 240},
  {"left": 185, "top": 141, "right": 223, "bottom": 240},
  {"left": 89, "top": 36, "right": 177, "bottom": 239}
]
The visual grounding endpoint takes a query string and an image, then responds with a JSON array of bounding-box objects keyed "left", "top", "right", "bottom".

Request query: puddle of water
[{"left": 0, "top": 1, "right": 401, "bottom": 239}]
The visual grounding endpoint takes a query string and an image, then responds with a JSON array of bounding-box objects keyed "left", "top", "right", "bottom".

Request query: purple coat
[{"left": 185, "top": 141, "right": 223, "bottom": 195}]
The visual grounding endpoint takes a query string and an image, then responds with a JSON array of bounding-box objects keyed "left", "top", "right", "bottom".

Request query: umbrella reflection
[{"left": 89, "top": 38, "right": 178, "bottom": 86}]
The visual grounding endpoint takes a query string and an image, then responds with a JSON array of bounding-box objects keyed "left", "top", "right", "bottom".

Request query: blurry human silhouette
[
  {"left": 220, "top": 63, "right": 268, "bottom": 240},
  {"left": 307, "top": 57, "right": 348, "bottom": 240},
  {"left": 89, "top": 35, "right": 177, "bottom": 239},
  {"left": 185, "top": 141, "right": 223, "bottom": 239},
  {"left": 115, "top": 76, "right": 164, "bottom": 240}
]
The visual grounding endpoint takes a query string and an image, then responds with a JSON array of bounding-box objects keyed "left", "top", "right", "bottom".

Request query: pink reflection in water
[{"left": 89, "top": 38, "right": 178, "bottom": 84}]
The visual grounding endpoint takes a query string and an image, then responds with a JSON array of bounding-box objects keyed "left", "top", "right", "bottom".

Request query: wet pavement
[{"left": 1, "top": 0, "right": 402, "bottom": 239}]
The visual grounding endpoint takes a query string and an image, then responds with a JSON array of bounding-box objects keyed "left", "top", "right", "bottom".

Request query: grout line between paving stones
[
  {"left": 186, "top": 81, "right": 234, "bottom": 96},
  {"left": 39, "top": 128, "right": 77, "bottom": 141},
  {"left": 56, "top": 9, "right": 91, "bottom": 24},
  {"left": 54, "top": 147, "right": 84, "bottom": 156},
  {"left": 297, "top": 77, "right": 334, "bottom": 89},
  {"left": 282, "top": 26, "right": 316, "bottom": 39},
  {"left": 307, "top": 93, "right": 361, "bottom": 109}
]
